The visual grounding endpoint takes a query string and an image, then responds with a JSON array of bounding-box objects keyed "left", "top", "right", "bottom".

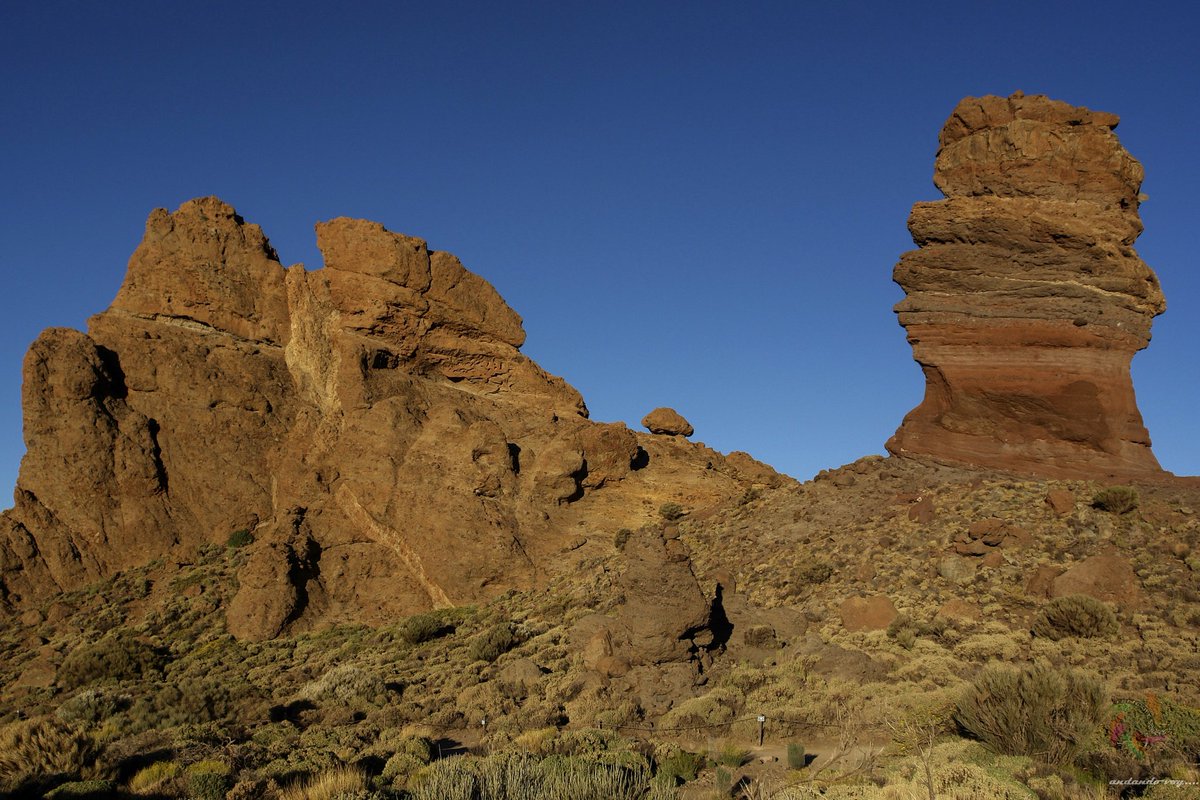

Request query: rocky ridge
[{"left": 0, "top": 197, "right": 780, "bottom": 643}]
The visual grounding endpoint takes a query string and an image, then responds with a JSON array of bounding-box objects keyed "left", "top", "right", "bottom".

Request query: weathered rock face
[
  {"left": 888, "top": 92, "right": 1166, "bottom": 479},
  {"left": 0, "top": 197, "right": 778, "bottom": 639}
]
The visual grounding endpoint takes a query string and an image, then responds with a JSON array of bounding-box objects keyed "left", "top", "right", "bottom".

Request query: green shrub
[
  {"left": 382, "top": 734, "right": 436, "bottom": 786},
  {"left": 716, "top": 742, "right": 750, "bottom": 767},
  {"left": 614, "top": 528, "right": 633, "bottom": 551},
  {"left": 397, "top": 734, "right": 435, "bottom": 763},
  {"left": 298, "top": 664, "right": 388, "bottom": 707},
  {"left": 1033, "top": 595, "right": 1119, "bottom": 640},
  {"left": 954, "top": 662, "right": 1107, "bottom": 764},
  {"left": 57, "top": 633, "right": 165, "bottom": 689},
  {"left": 660, "top": 688, "right": 739, "bottom": 731},
  {"left": 798, "top": 562, "right": 833, "bottom": 585},
  {"left": 398, "top": 612, "right": 450, "bottom": 645},
  {"left": 887, "top": 614, "right": 949, "bottom": 649},
  {"left": 44, "top": 780, "right": 116, "bottom": 799},
  {"left": 656, "top": 748, "right": 705, "bottom": 784},
  {"left": 0, "top": 718, "right": 95, "bottom": 794},
  {"left": 382, "top": 753, "right": 425, "bottom": 786},
  {"left": 188, "top": 770, "right": 233, "bottom": 800},
  {"left": 128, "top": 760, "right": 182, "bottom": 794},
  {"left": 1093, "top": 486, "right": 1139, "bottom": 514},
  {"left": 786, "top": 741, "right": 806, "bottom": 769},
  {"left": 226, "top": 529, "right": 254, "bottom": 548},
  {"left": 56, "top": 689, "right": 121, "bottom": 726},
  {"left": 659, "top": 503, "right": 685, "bottom": 521},
  {"left": 128, "top": 676, "right": 265, "bottom": 729},
  {"left": 715, "top": 765, "right": 733, "bottom": 794},
  {"left": 468, "top": 623, "right": 522, "bottom": 663}
]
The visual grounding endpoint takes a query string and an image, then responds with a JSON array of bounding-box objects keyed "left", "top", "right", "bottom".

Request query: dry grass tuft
[
  {"left": 278, "top": 765, "right": 367, "bottom": 800},
  {"left": 0, "top": 717, "right": 95, "bottom": 793}
]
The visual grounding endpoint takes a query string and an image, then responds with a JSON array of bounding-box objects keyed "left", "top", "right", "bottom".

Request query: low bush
[
  {"left": 786, "top": 741, "right": 806, "bottom": 769},
  {"left": 954, "top": 662, "right": 1107, "bottom": 764},
  {"left": 129, "top": 676, "right": 265, "bottom": 728},
  {"left": 1032, "top": 595, "right": 1118, "bottom": 640},
  {"left": 887, "top": 614, "right": 949, "bottom": 648},
  {"left": 298, "top": 664, "right": 388, "bottom": 707},
  {"left": 798, "top": 562, "right": 833, "bottom": 585},
  {"left": 185, "top": 761, "right": 232, "bottom": 800},
  {"left": 469, "top": 623, "right": 522, "bottom": 663},
  {"left": 1093, "top": 486, "right": 1139, "bottom": 514},
  {"left": 56, "top": 689, "right": 121, "bottom": 726},
  {"left": 226, "top": 529, "right": 254, "bottom": 548},
  {"left": 128, "top": 761, "right": 182, "bottom": 795},
  {"left": 660, "top": 688, "right": 740, "bottom": 731},
  {"left": 659, "top": 503, "right": 684, "bottom": 521},
  {"left": 716, "top": 742, "right": 751, "bottom": 767},
  {"left": 188, "top": 772, "right": 232, "bottom": 800},
  {"left": 57, "top": 633, "right": 165, "bottom": 689},
  {"left": 382, "top": 733, "right": 437, "bottom": 786},
  {"left": 43, "top": 780, "right": 116, "bottom": 799},
  {"left": 398, "top": 612, "right": 450, "bottom": 645},
  {"left": 656, "top": 748, "right": 705, "bottom": 784}
]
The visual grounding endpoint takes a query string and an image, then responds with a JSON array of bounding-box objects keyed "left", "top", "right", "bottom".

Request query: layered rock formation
[
  {"left": 0, "top": 197, "right": 778, "bottom": 640},
  {"left": 888, "top": 92, "right": 1167, "bottom": 479}
]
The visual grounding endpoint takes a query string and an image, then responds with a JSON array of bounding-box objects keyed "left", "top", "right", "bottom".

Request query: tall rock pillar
[{"left": 887, "top": 92, "right": 1166, "bottom": 479}]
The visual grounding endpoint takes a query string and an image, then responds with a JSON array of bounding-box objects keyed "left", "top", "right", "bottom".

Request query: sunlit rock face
[
  {"left": 887, "top": 92, "right": 1166, "bottom": 479},
  {"left": 0, "top": 197, "right": 778, "bottom": 640}
]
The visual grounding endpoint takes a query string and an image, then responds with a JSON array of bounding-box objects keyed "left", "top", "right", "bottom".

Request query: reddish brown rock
[
  {"left": 908, "top": 496, "right": 935, "bottom": 523},
  {"left": 0, "top": 198, "right": 779, "bottom": 639},
  {"left": 1046, "top": 489, "right": 1076, "bottom": 515},
  {"left": 1051, "top": 551, "right": 1142, "bottom": 608},
  {"left": 839, "top": 595, "right": 898, "bottom": 632},
  {"left": 936, "top": 597, "right": 981, "bottom": 623},
  {"left": 968, "top": 519, "right": 1006, "bottom": 539},
  {"left": 887, "top": 93, "right": 1166, "bottom": 480},
  {"left": 641, "top": 407, "right": 694, "bottom": 437},
  {"left": 1025, "top": 564, "right": 1063, "bottom": 599},
  {"left": 980, "top": 550, "right": 1005, "bottom": 568},
  {"left": 614, "top": 527, "right": 715, "bottom": 664},
  {"left": 954, "top": 540, "right": 991, "bottom": 557}
]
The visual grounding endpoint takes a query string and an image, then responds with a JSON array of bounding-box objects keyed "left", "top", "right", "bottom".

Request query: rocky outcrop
[
  {"left": 888, "top": 92, "right": 1166, "bottom": 480},
  {"left": 0, "top": 197, "right": 779, "bottom": 639}
]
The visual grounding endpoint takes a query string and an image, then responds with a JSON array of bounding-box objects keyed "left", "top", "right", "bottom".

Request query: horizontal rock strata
[{"left": 887, "top": 92, "right": 1166, "bottom": 479}]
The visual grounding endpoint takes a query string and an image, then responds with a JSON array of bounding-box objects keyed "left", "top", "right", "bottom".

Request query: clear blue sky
[{"left": 2, "top": 1, "right": 1197, "bottom": 500}]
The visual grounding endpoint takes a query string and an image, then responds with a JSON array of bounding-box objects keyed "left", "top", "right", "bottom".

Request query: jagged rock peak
[{"left": 888, "top": 93, "right": 1166, "bottom": 480}]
